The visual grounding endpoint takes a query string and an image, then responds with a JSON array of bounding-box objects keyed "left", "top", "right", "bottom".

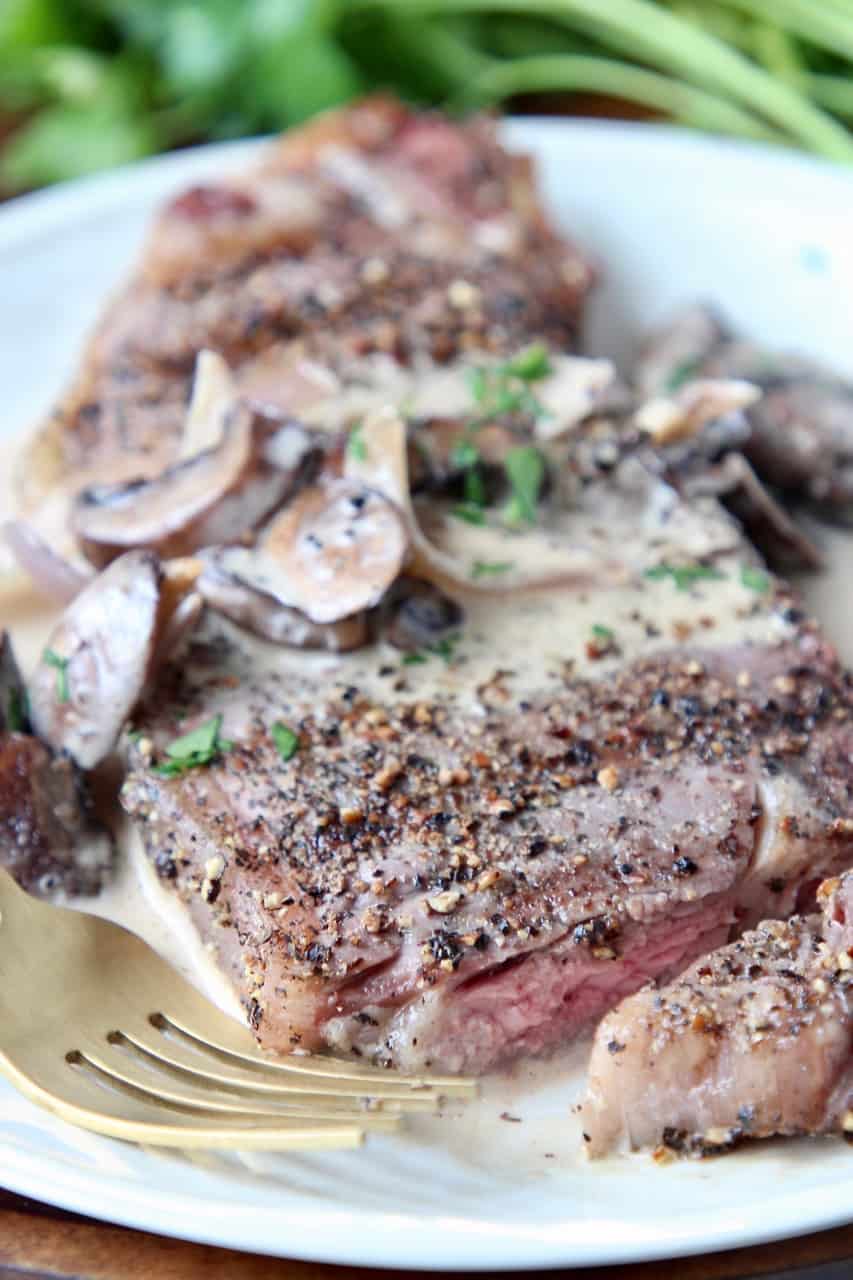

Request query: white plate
[{"left": 2, "top": 121, "right": 853, "bottom": 1271}]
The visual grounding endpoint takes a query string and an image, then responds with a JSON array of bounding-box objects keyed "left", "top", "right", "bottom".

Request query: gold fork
[{"left": 0, "top": 868, "right": 475, "bottom": 1150}]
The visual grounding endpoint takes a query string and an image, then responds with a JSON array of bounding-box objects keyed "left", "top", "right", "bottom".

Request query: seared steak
[
  {"left": 23, "top": 98, "right": 591, "bottom": 507},
  {"left": 582, "top": 870, "right": 853, "bottom": 1157},
  {"left": 120, "top": 454, "right": 853, "bottom": 1074}
]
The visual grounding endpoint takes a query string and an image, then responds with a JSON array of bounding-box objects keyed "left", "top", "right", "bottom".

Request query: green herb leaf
[
  {"left": 450, "top": 439, "right": 480, "bottom": 471},
  {"left": 467, "top": 366, "right": 488, "bottom": 405},
  {"left": 153, "top": 714, "right": 232, "bottom": 776},
  {"left": 452, "top": 503, "right": 487, "bottom": 526},
  {"left": 43, "top": 648, "right": 70, "bottom": 703},
  {"left": 428, "top": 634, "right": 461, "bottom": 662},
  {"left": 402, "top": 651, "right": 428, "bottom": 666},
  {"left": 271, "top": 721, "right": 299, "bottom": 762},
  {"left": 645, "top": 563, "right": 726, "bottom": 592},
  {"left": 502, "top": 342, "right": 552, "bottom": 382},
  {"left": 503, "top": 446, "right": 545, "bottom": 526},
  {"left": 471, "top": 559, "right": 514, "bottom": 579},
  {"left": 663, "top": 356, "right": 703, "bottom": 392},
  {"left": 463, "top": 465, "right": 487, "bottom": 507},
  {"left": 591, "top": 623, "right": 614, "bottom": 641},
  {"left": 347, "top": 422, "right": 367, "bottom": 462},
  {"left": 741, "top": 565, "right": 771, "bottom": 593}
]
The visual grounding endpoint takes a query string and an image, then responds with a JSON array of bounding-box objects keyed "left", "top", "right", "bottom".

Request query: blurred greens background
[{"left": 2, "top": 0, "right": 853, "bottom": 192}]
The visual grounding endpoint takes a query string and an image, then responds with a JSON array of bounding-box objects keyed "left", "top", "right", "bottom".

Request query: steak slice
[
  {"left": 22, "top": 97, "right": 591, "bottom": 508},
  {"left": 582, "top": 870, "right": 853, "bottom": 1157},
  {"left": 119, "top": 458, "right": 853, "bottom": 1074}
]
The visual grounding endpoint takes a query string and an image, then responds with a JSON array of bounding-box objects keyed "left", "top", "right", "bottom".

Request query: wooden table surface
[{"left": 1, "top": 1187, "right": 853, "bottom": 1279}]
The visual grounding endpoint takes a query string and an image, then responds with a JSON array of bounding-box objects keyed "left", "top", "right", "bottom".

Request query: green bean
[
  {"left": 454, "top": 52, "right": 782, "bottom": 142},
  {"left": 351, "top": 0, "right": 853, "bottom": 159}
]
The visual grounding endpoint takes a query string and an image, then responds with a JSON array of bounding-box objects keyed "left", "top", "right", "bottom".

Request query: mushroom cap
[
  {"left": 219, "top": 478, "right": 408, "bottom": 625},
  {"left": 28, "top": 550, "right": 197, "bottom": 769},
  {"left": 198, "top": 553, "right": 368, "bottom": 651}
]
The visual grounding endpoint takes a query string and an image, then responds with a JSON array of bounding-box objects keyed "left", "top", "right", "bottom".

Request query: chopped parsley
[
  {"left": 503, "top": 445, "right": 545, "bottom": 526},
  {"left": 402, "top": 634, "right": 462, "bottom": 665},
  {"left": 741, "top": 565, "right": 771, "bottom": 593},
  {"left": 452, "top": 503, "right": 487, "bottom": 526},
  {"left": 501, "top": 342, "right": 553, "bottom": 383},
  {"left": 152, "top": 714, "right": 233, "bottom": 777},
  {"left": 471, "top": 559, "right": 514, "bottom": 579},
  {"left": 42, "top": 648, "right": 70, "bottom": 703},
  {"left": 450, "top": 439, "right": 480, "bottom": 471},
  {"left": 6, "top": 686, "right": 27, "bottom": 733},
  {"left": 591, "top": 623, "right": 614, "bottom": 641},
  {"left": 271, "top": 721, "right": 299, "bottom": 762},
  {"left": 663, "top": 357, "right": 703, "bottom": 392},
  {"left": 645, "top": 562, "right": 726, "bottom": 592},
  {"left": 347, "top": 422, "right": 367, "bottom": 461}
]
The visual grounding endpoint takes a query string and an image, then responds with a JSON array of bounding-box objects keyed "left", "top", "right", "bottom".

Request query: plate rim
[{"left": 2, "top": 117, "right": 853, "bottom": 1269}]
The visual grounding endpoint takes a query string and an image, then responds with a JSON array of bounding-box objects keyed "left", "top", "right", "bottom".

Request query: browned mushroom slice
[
  {"left": 218, "top": 479, "right": 409, "bottom": 625},
  {"left": 28, "top": 550, "right": 199, "bottom": 769},
  {"left": 347, "top": 407, "right": 619, "bottom": 594},
  {"left": 198, "top": 553, "right": 368, "bottom": 651},
  {"left": 0, "top": 731, "right": 113, "bottom": 896},
  {"left": 72, "top": 404, "right": 321, "bottom": 569}
]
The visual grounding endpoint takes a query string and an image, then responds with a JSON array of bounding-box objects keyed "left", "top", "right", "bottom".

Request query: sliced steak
[
  {"left": 582, "top": 870, "right": 853, "bottom": 1157},
  {"left": 119, "top": 455, "right": 853, "bottom": 1074},
  {"left": 23, "top": 98, "right": 591, "bottom": 507}
]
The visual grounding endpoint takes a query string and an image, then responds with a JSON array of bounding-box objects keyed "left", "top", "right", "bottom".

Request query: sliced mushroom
[
  {"left": 198, "top": 553, "right": 368, "bottom": 651},
  {"left": 3, "top": 519, "right": 93, "bottom": 603},
  {"left": 0, "top": 731, "right": 113, "bottom": 896},
  {"left": 178, "top": 349, "right": 237, "bottom": 461},
  {"left": 73, "top": 405, "right": 321, "bottom": 568},
  {"left": 634, "top": 303, "right": 726, "bottom": 398},
  {"left": 346, "top": 407, "right": 623, "bottom": 594},
  {"left": 217, "top": 478, "right": 408, "bottom": 626},
  {"left": 682, "top": 453, "right": 822, "bottom": 571},
  {"left": 634, "top": 379, "right": 761, "bottom": 448},
  {"left": 28, "top": 549, "right": 200, "bottom": 769},
  {"left": 72, "top": 351, "right": 323, "bottom": 568},
  {"left": 534, "top": 357, "right": 621, "bottom": 442},
  {"left": 381, "top": 578, "right": 464, "bottom": 651}
]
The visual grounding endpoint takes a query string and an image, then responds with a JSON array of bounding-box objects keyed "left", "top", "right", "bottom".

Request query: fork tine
[
  {"left": 102, "top": 1027, "right": 441, "bottom": 1111},
  {"left": 0, "top": 1050, "right": 365, "bottom": 1151},
  {"left": 155, "top": 1008, "right": 478, "bottom": 1099},
  {"left": 120, "top": 1016, "right": 447, "bottom": 1105},
  {"left": 67, "top": 1047, "right": 403, "bottom": 1131}
]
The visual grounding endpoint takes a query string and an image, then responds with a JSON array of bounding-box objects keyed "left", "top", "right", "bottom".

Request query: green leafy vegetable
[
  {"left": 42, "top": 647, "right": 70, "bottom": 703},
  {"left": 471, "top": 558, "right": 514, "bottom": 578},
  {"left": 663, "top": 356, "right": 703, "bottom": 392},
  {"left": 152, "top": 714, "right": 233, "bottom": 776},
  {"left": 645, "top": 562, "right": 726, "bottom": 591},
  {"left": 503, "top": 445, "right": 545, "bottom": 526},
  {"left": 347, "top": 422, "right": 367, "bottom": 461},
  {"left": 450, "top": 439, "right": 480, "bottom": 470},
  {"left": 4, "top": 2, "right": 853, "bottom": 193},
  {"left": 502, "top": 342, "right": 553, "bottom": 382},
  {"left": 452, "top": 502, "right": 487, "bottom": 525},
  {"left": 591, "top": 623, "right": 614, "bottom": 641},
  {"left": 271, "top": 721, "right": 300, "bottom": 761},
  {"left": 741, "top": 564, "right": 771, "bottom": 593},
  {"left": 402, "top": 633, "right": 462, "bottom": 663}
]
